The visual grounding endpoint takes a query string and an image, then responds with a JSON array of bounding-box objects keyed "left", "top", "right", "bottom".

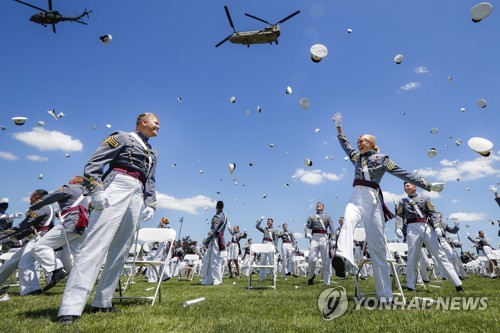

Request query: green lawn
[{"left": 0, "top": 274, "right": 498, "bottom": 333}]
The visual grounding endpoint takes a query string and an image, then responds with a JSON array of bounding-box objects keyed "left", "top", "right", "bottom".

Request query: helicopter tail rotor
[{"left": 275, "top": 10, "right": 301, "bottom": 25}]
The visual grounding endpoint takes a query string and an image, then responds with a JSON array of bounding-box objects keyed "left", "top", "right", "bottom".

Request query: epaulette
[
  {"left": 386, "top": 159, "right": 397, "bottom": 171},
  {"left": 102, "top": 133, "right": 120, "bottom": 148}
]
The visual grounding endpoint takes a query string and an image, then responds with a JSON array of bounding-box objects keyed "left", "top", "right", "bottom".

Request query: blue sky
[{"left": 1, "top": 0, "right": 498, "bottom": 251}]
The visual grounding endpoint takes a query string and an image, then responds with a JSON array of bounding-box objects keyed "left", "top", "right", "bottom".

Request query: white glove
[
  {"left": 331, "top": 112, "right": 342, "bottom": 127},
  {"left": 306, "top": 233, "right": 312, "bottom": 240},
  {"left": 466, "top": 232, "right": 470, "bottom": 236},
  {"left": 227, "top": 221, "right": 231, "bottom": 228},
  {"left": 454, "top": 220, "right": 460, "bottom": 228},
  {"left": 141, "top": 207, "right": 154, "bottom": 221},
  {"left": 9, "top": 211, "right": 24, "bottom": 219},
  {"left": 430, "top": 182, "right": 445, "bottom": 192},
  {"left": 396, "top": 229, "right": 404, "bottom": 239},
  {"left": 489, "top": 185, "right": 498, "bottom": 194},
  {"left": 435, "top": 227, "right": 444, "bottom": 237},
  {"left": 91, "top": 191, "right": 110, "bottom": 210}
]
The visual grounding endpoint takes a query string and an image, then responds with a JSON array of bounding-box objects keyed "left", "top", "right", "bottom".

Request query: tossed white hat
[
  {"left": 0, "top": 198, "right": 9, "bottom": 204},
  {"left": 228, "top": 163, "right": 236, "bottom": 174},
  {"left": 47, "top": 109, "right": 58, "bottom": 120},
  {"left": 430, "top": 128, "right": 439, "bottom": 134},
  {"left": 467, "top": 137, "right": 493, "bottom": 156},
  {"left": 394, "top": 54, "right": 404, "bottom": 64},
  {"left": 477, "top": 99, "right": 487, "bottom": 108},
  {"left": 230, "top": 96, "right": 236, "bottom": 103},
  {"left": 99, "top": 34, "right": 113, "bottom": 44},
  {"left": 37, "top": 120, "right": 45, "bottom": 126},
  {"left": 304, "top": 158, "right": 313, "bottom": 167},
  {"left": 427, "top": 148, "right": 437, "bottom": 157},
  {"left": 12, "top": 117, "right": 28, "bottom": 125},
  {"left": 470, "top": 2, "right": 493, "bottom": 23},
  {"left": 346, "top": 28, "right": 353, "bottom": 34},
  {"left": 105, "top": 124, "right": 112, "bottom": 129},
  {"left": 285, "top": 86, "right": 293, "bottom": 94},
  {"left": 299, "top": 98, "right": 310, "bottom": 110},
  {"left": 310, "top": 44, "right": 328, "bottom": 63}
]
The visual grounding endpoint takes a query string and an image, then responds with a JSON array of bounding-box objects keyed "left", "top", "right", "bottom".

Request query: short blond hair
[
  {"left": 360, "top": 134, "right": 379, "bottom": 152},
  {"left": 136, "top": 112, "right": 158, "bottom": 126}
]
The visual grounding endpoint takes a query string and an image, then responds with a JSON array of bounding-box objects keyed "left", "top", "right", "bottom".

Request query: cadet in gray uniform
[
  {"left": 0, "top": 189, "right": 54, "bottom": 296},
  {"left": 256, "top": 218, "right": 277, "bottom": 281},
  {"left": 57, "top": 113, "right": 159, "bottom": 324},
  {"left": 201, "top": 201, "right": 228, "bottom": 285},
  {"left": 332, "top": 112, "right": 446, "bottom": 303},
  {"left": 305, "top": 202, "right": 334, "bottom": 285},
  {"left": 395, "top": 182, "right": 463, "bottom": 292},
  {"left": 30, "top": 176, "right": 89, "bottom": 292},
  {"left": 276, "top": 223, "right": 297, "bottom": 278},
  {"left": 227, "top": 224, "right": 247, "bottom": 278}
]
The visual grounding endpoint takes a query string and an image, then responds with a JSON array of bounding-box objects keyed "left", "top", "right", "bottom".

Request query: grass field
[{"left": 0, "top": 273, "right": 498, "bottom": 333}]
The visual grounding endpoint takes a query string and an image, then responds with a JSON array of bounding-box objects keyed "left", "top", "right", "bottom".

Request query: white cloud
[
  {"left": 383, "top": 190, "right": 441, "bottom": 204},
  {"left": 448, "top": 212, "right": 486, "bottom": 222},
  {"left": 0, "top": 151, "right": 18, "bottom": 161},
  {"left": 156, "top": 192, "right": 214, "bottom": 214},
  {"left": 414, "top": 66, "right": 428, "bottom": 74},
  {"left": 12, "top": 127, "right": 83, "bottom": 152},
  {"left": 413, "top": 154, "right": 500, "bottom": 182},
  {"left": 399, "top": 82, "right": 420, "bottom": 91},
  {"left": 292, "top": 168, "right": 343, "bottom": 185},
  {"left": 26, "top": 155, "right": 49, "bottom": 162}
]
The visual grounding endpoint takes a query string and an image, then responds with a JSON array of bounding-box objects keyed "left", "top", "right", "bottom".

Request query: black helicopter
[
  {"left": 216, "top": 6, "right": 300, "bottom": 47},
  {"left": 13, "top": 0, "right": 92, "bottom": 33}
]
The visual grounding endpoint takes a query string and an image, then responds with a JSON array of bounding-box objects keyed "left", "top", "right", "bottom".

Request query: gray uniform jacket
[
  {"left": 10, "top": 205, "right": 54, "bottom": 240},
  {"left": 204, "top": 211, "right": 228, "bottom": 249},
  {"left": 256, "top": 220, "right": 277, "bottom": 246},
  {"left": 338, "top": 132, "right": 432, "bottom": 190},
  {"left": 306, "top": 213, "right": 334, "bottom": 236},
  {"left": 395, "top": 193, "right": 441, "bottom": 235},
  {"left": 83, "top": 130, "right": 157, "bottom": 209},
  {"left": 228, "top": 227, "right": 247, "bottom": 244},
  {"left": 30, "top": 184, "right": 87, "bottom": 232},
  {"left": 276, "top": 230, "right": 297, "bottom": 247}
]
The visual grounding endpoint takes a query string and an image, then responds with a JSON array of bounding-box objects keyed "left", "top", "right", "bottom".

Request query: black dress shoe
[
  {"left": 91, "top": 306, "right": 121, "bottom": 313},
  {"left": 407, "top": 287, "right": 416, "bottom": 292},
  {"left": 0, "top": 285, "right": 10, "bottom": 296},
  {"left": 306, "top": 275, "right": 315, "bottom": 285},
  {"left": 25, "top": 289, "right": 43, "bottom": 296},
  {"left": 455, "top": 285, "right": 464, "bottom": 293},
  {"left": 58, "top": 315, "right": 80, "bottom": 325},
  {"left": 43, "top": 268, "right": 68, "bottom": 292}
]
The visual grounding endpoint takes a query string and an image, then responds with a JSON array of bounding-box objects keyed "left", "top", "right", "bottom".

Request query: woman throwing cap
[{"left": 331, "top": 112, "right": 445, "bottom": 303}]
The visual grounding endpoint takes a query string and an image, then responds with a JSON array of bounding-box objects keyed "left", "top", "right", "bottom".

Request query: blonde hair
[
  {"left": 136, "top": 112, "right": 158, "bottom": 126},
  {"left": 360, "top": 134, "right": 379, "bottom": 152}
]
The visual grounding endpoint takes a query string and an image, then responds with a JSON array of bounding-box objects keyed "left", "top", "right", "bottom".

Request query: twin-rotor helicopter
[
  {"left": 215, "top": 5, "right": 300, "bottom": 47},
  {"left": 13, "top": 0, "right": 92, "bottom": 33}
]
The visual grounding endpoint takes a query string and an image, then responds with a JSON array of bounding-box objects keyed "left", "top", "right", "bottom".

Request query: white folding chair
[
  {"left": 353, "top": 228, "right": 406, "bottom": 303},
  {"left": 292, "top": 255, "right": 307, "bottom": 277},
  {"left": 177, "top": 254, "right": 200, "bottom": 281},
  {"left": 114, "top": 228, "right": 176, "bottom": 305},
  {"left": 248, "top": 243, "right": 277, "bottom": 289}
]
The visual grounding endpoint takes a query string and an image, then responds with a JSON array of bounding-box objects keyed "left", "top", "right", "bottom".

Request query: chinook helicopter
[
  {"left": 13, "top": 0, "right": 92, "bottom": 33},
  {"left": 215, "top": 6, "right": 300, "bottom": 47}
]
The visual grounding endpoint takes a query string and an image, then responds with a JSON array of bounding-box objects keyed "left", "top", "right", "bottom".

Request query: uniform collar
[
  {"left": 361, "top": 150, "right": 376, "bottom": 158},
  {"left": 408, "top": 193, "right": 418, "bottom": 199},
  {"left": 134, "top": 130, "right": 149, "bottom": 143}
]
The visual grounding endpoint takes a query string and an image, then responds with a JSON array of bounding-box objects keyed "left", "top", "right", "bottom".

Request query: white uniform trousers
[
  {"left": 438, "top": 238, "right": 467, "bottom": 278},
  {"left": 337, "top": 186, "right": 392, "bottom": 301},
  {"left": 32, "top": 225, "right": 82, "bottom": 273},
  {"left": 259, "top": 240, "right": 274, "bottom": 281},
  {"left": 406, "top": 223, "right": 462, "bottom": 290},
  {"left": 0, "top": 241, "right": 41, "bottom": 295},
  {"left": 281, "top": 242, "right": 295, "bottom": 277},
  {"left": 201, "top": 239, "right": 223, "bottom": 285},
  {"left": 58, "top": 173, "right": 144, "bottom": 316},
  {"left": 308, "top": 234, "right": 331, "bottom": 285}
]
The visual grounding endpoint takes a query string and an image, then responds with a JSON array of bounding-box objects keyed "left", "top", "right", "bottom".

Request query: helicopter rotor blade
[
  {"left": 215, "top": 34, "right": 232, "bottom": 48},
  {"left": 51, "top": 23, "right": 56, "bottom": 33},
  {"left": 48, "top": 0, "right": 53, "bottom": 11},
  {"left": 275, "top": 10, "right": 301, "bottom": 24},
  {"left": 13, "top": 0, "right": 48, "bottom": 13},
  {"left": 244, "top": 13, "right": 271, "bottom": 25},
  {"left": 224, "top": 6, "right": 236, "bottom": 32}
]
